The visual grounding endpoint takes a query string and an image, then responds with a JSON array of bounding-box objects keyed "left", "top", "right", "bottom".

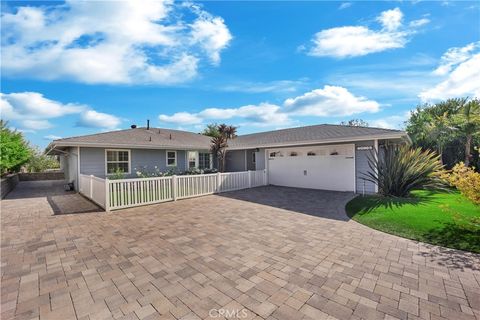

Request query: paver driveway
[{"left": 1, "top": 185, "right": 480, "bottom": 320}]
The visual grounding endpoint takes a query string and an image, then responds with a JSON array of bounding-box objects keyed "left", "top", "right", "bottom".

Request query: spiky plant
[{"left": 363, "top": 144, "right": 448, "bottom": 197}]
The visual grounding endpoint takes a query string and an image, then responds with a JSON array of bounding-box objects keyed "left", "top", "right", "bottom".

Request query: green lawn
[{"left": 346, "top": 191, "right": 480, "bottom": 253}]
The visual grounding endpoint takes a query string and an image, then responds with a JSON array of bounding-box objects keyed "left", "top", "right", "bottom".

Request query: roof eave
[
  {"left": 51, "top": 141, "right": 212, "bottom": 150},
  {"left": 226, "top": 132, "right": 408, "bottom": 150}
]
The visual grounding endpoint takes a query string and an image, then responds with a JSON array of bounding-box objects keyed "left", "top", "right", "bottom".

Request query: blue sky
[{"left": 1, "top": 0, "right": 479, "bottom": 148}]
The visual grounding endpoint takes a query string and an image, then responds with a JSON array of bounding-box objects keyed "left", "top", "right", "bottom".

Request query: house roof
[
  {"left": 48, "top": 127, "right": 212, "bottom": 150},
  {"left": 227, "top": 124, "right": 407, "bottom": 149},
  {"left": 47, "top": 124, "right": 408, "bottom": 153}
]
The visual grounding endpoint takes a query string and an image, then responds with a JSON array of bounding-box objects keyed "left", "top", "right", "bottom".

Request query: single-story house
[{"left": 47, "top": 124, "right": 408, "bottom": 193}]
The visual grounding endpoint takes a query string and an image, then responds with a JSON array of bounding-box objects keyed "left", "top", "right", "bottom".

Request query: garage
[{"left": 267, "top": 144, "right": 356, "bottom": 192}]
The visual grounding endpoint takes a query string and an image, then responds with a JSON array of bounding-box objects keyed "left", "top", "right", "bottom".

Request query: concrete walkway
[{"left": 1, "top": 185, "right": 479, "bottom": 320}]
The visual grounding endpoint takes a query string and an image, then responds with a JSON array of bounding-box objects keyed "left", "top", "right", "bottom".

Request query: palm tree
[
  {"left": 210, "top": 124, "right": 237, "bottom": 172},
  {"left": 452, "top": 98, "right": 480, "bottom": 166},
  {"left": 425, "top": 111, "right": 455, "bottom": 165}
]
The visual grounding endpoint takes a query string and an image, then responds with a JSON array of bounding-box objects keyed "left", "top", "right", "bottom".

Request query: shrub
[
  {"left": 363, "top": 144, "right": 448, "bottom": 197},
  {"left": 443, "top": 163, "right": 480, "bottom": 205},
  {"left": 108, "top": 168, "right": 126, "bottom": 180},
  {"left": 25, "top": 148, "right": 60, "bottom": 172},
  {"left": 0, "top": 120, "right": 31, "bottom": 174}
]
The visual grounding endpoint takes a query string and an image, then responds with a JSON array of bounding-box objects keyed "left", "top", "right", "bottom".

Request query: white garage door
[{"left": 267, "top": 144, "right": 355, "bottom": 192}]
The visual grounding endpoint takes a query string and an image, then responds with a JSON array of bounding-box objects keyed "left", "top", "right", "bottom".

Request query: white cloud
[
  {"left": 338, "top": 2, "right": 352, "bottom": 10},
  {"left": 409, "top": 18, "right": 430, "bottom": 28},
  {"left": 377, "top": 8, "right": 403, "bottom": 31},
  {"left": 368, "top": 112, "right": 410, "bottom": 130},
  {"left": 219, "top": 80, "right": 304, "bottom": 93},
  {"left": 159, "top": 112, "right": 203, "bottom": 125},
  {"left": 284, "top": 86, "right": 380, "bottom": 116},
  {"left": 77, "top": 110, "right": 122, "bottom": 129},
  {"left": 433, "top": 42, "right": 479, "bottom": 75},
  {"left": 44, "top": 134, "right": 62, "bottom": 140},
  {"left": 1, "top": 1, "right": 231, "bottom": 84},
  {"left": 1, "top": 92, "right": 122, "bottom": 130},
  {"left": 21, "top": 119, "right": 53, "bottom": 130},
  {"left": 158, "top": 86, "right": 380, "bottom": 125},
  {"left": 420, "top": 42, "right": 480, "bottom": 101},
  {"left": 306, "top": 8, "right": 427, "bottom": 58},
  {"left": 159, "top": 103, "right": 290, "bottom": 126}
]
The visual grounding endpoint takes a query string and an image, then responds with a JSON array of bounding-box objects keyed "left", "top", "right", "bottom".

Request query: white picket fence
[
  {"left": 79, "top": 170, "right": 267, "bottom": 211},
  {"left": 79, "top": 174, "right": 107, "bottom": 208}
]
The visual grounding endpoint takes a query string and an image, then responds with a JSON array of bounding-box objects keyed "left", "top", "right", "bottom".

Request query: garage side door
[{"left": 267, "top": 145, "right": 355, "bottom": 192}]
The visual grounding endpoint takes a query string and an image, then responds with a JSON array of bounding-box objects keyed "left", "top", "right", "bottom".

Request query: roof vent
[
  {"left": 169, "top": 134, "right": 172, "bottom": 140},
  {"left": 149, "top": 136, "right": 152, "bottom": 142},
  {"left": 131, "top": 124, "right": 137, "bottom": 129},
  {"left": 147, "top": 119, "right": 150, "bottom": 130}
]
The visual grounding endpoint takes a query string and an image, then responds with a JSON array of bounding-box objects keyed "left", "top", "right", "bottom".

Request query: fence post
[
  {"left": 89, "top": 175, "right": 93, "bottom": 199},
  {"left": 105, "top": 178, "right": 110, "bottom": 212},
  {"left": 172, "top": 175, "right": 177, "bottom": 201},
  {"left": 248, "top": 170, "right": 252, "bottom": 188},
  {"left": 216, "top": 172, "right": 221, "bottom": 193}
]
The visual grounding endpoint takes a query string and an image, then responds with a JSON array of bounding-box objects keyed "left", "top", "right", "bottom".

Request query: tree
[
  {"left": 0, "top": 120, "right": 32, "bottom": 174},
  {"left": 25, "top": 147, "right": 60, "bottom": 173},
  {"left": 210, "top": 124, "right": 237, "bottom": 172},
  {"left": 201, "top": 123, "right": 220, "bottom": 138},
  {"left": 405, "top": 98, "right": 478, "bottom": 168},
  {"left": 451, "top": 98, "right": 480, "bottom": 167},
  {"left": 340, "top": 119, "right": 369, "bottom": 127}
]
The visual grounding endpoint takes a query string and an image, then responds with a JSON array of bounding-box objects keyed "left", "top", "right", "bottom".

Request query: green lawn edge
[{"left": 345, "top": 191, "right": 480, "bottom": 254}]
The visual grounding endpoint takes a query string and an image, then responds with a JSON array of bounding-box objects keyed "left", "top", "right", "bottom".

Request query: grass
[{"left": 346, "top": 190, "right": 480, "bottom": 253}]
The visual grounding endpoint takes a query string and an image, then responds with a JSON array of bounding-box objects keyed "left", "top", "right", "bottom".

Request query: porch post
[
  {"left": 104, "top": 178, "right": 110, "bottom": 212},
  {"left": 248, "top": 170, "right": 252, "bottom": 188},
  {"left": 172, "top": 175, "right": 177, "bottom": 201},
  {"left": 89, "top": 175, "right": 93, "bottom": 199},
  {"left": 217, "top": 172, "right": 221, "bottom": 192}
]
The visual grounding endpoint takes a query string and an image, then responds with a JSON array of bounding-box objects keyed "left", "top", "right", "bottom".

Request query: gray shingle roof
[
  {"left": 50, "top": 124, "right": 407, "bottom": 151},
  {"left": 228, "top": 124, "right": 406, "bottom": 149},
  {"left": 52, "top": 127, "right": 212, "bottom": 149}
]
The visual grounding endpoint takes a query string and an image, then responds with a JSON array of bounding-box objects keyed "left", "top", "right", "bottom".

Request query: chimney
[
  {"left": 131, "top": 124, "right": 137, "bottom": 129},
  {"left": 147, "top": 119, "right": 150, "bottom": 130}
]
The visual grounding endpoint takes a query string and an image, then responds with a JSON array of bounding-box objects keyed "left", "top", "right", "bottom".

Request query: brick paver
[{"left": 1, "top": 184, "right": 479, "bottom": 320}]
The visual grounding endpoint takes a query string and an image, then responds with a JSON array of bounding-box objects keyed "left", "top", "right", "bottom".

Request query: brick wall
[
  {"left": 1, "top": 174, "right": 19, "bottom": 199},
  {"left": 18, "top": 172, "right": 65, "bottom": 181}
]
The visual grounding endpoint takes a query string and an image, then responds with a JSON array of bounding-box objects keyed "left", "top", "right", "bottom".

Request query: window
[
  {"left": 188, "top": 151, "right": 197, "bottom": 168},
  {"left": 166, "top": 151, "right": 177, "bottom": 167},
  {"left": 252, "top": 152, "right": 256, "bottom": 164},
  {"left": 289, "top": 151, "right": 298, "bottom": 157},
  {"left": 307, "top": 151, "right": 316, "bottom": 156},
  {"left": 106, "top": 150, "right": 130, "bottom": 174},
  {"left": 199, "top": 152, "right": 211, "bottom": 169}
]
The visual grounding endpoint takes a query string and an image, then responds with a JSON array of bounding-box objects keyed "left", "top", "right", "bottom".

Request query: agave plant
[{"left": 363, "top": 144, "right": 447, "bottom": 197}]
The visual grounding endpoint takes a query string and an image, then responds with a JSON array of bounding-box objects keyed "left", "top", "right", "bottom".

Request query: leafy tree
[
  {"left": 24, "top": 147, "right": 60, "bottom": 172},
  {"left": 363, "top": 144, "right": 447, "bottom": 197},
  {"left": 201, "top": 123, "right": 220, "bottom": 138},
  {"left": 340, "top": 119, "right": 369, "bottom": 127},
  {"left": 450, "top": 98, "right": 480, "bottom": 167},
  {"left": 210, "top": 124, "right": 237, "bottom": 172},
  {"left": 0, "top": 120, "right": 32, "bottom": 174},
  {"left": 406, "top": 97, "right": 479, "bottom": 169}
]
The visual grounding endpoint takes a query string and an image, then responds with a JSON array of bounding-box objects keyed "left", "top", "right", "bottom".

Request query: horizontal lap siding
[
  {"left": 355, "top": 140, "right": 377, "bottom": 194},
  {"left": 79, "top": 148, "right": 189, "bottom": 178},
  {"left": 80, "top": 148, "right": 105, "bottom": 177}
]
